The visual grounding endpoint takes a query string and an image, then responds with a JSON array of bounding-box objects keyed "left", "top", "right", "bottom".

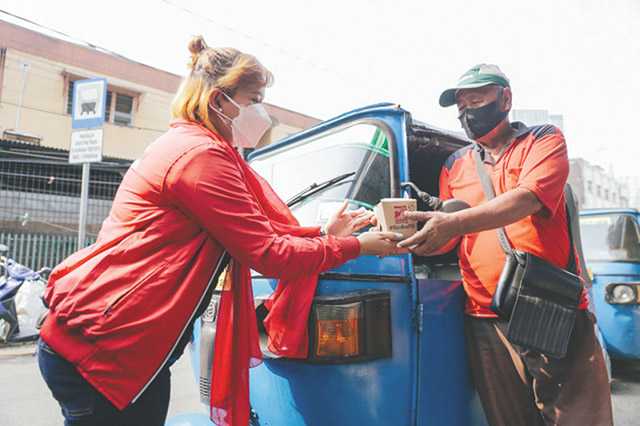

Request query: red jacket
[{"left": 41, "top": 119, "right": 360, "bottom": 410}]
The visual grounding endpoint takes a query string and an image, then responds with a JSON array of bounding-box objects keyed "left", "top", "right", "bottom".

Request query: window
[
  {"left": 604, "top": 189, "right": 609, "bottom": 201},
  {"left": 596, "top": 185, "right": 602, "bottom": 197},
  {"left": 580, "top": 214, "right": 640, "bottom": 262},
  {"left": 113, "top": 93, "right": 133, "bottom": 126},
  {"left": 250, "top": 124, "right": 391, "bottom": 226},
  {"left": 66, "top": 80, "right": 75, "bottom": 115},
  {"left": 105, "top": 91, "right": 113, "bottom": 122},
  {"left": 587, "top": 180, "right": 593, "bottom": 193},
  {"left": 66, "top": 79, "right": 134, "bottom": 126}
]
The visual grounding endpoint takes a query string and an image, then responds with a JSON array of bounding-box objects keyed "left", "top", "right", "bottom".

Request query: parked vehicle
[
  {"left": 579, "top": 208, "right": 640, "bottom": 360},
  {"left": 168, "top": 103, "right": 597, "bottom": 426},
  {"left": 0, "top": 243, "right": 50, "bottom": 343}
]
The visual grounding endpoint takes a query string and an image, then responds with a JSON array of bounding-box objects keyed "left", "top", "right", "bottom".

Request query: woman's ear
[{"left": 209, "top": 89, "right": 224, "bottom": 111}]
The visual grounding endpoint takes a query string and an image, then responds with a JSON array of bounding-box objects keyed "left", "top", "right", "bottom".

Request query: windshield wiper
[{"left": 286, "top": 172, "right": 356, "bottom": 207}]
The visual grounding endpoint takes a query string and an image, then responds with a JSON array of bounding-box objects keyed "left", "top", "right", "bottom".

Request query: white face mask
[{"left": 214, "top": 92, "right": 272, "bottom": 149}]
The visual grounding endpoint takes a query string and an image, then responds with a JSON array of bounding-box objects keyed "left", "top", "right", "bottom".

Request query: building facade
[
  {"left": 511, "top": 109, "right": 564, "bottom": 131},
  {"left": 510, "top": 109, "right": 634, "bottom": 209},
  {"left": 0, "top": 17, "right": 319, "bottom": 160},
  {"left": 620, "top": 176, "right": 640, "bottom": 209},
  {"left": 568, "top": 158, "right": 630, "bottom": 209}
]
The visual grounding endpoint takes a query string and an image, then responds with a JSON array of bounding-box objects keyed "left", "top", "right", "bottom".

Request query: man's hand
[
  {"left": 397, "top": 211, "right": 460, "bottom": 256},
  {"left": 395, "top": 188, "right": 543, "bottom": 256}
]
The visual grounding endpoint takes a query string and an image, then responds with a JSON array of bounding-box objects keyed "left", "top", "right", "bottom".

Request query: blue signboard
[{"left": 71, "top": 78, "right": 107, "bottom": 129}]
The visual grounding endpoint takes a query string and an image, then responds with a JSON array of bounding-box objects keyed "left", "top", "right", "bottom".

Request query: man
[{"left": 399, "top": 64, "right": 613, "bottom": 426}]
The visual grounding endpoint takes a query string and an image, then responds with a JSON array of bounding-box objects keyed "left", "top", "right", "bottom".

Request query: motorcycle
[{"left": 0, "top": 243, "right": 50, "bottom": 343}]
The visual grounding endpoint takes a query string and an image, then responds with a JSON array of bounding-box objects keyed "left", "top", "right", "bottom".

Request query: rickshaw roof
[
  {"left": 248, "top": 102, "right": 471, "bottom": 160},
  {"left": 580, "top": 208, "right": 639, "bottom": 216}
]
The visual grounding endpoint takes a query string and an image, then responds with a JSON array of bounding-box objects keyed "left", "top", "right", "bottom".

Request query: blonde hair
[{"left": 171, "top": 35, "right": 274, "bottom": 133}]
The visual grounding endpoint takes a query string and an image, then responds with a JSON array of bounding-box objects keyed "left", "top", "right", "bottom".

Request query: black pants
[
  {"left": 37, "top": 338, "right": 171, "bottom": 426},
  {"left": 465, "top": 311, "right": 613, "bottom": 426}
]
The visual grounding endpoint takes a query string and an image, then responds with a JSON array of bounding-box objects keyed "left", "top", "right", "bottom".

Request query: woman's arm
[{"left": 165, "top": 144, "right": 360, "bottom": 280}]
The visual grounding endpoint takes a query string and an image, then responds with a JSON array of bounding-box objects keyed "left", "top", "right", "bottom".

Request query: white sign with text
[{"left": 69, "top": 129, "right": 103, "bottom": 164}]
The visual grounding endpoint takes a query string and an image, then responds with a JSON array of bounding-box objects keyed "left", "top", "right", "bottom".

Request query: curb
[{"left": 0, "top": 342, "right": 37, "bottom": 358}]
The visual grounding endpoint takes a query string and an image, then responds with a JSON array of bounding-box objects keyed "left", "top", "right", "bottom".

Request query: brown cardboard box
[{"left": 374, "top": 198, "right": 417, "bottom": 238}]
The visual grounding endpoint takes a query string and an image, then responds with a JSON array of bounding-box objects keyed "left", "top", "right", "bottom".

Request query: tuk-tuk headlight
[{"left": 606, "top": 284, "right": 639, "bottom": 305}]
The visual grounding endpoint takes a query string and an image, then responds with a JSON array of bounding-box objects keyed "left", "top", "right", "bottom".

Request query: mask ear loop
[
  {"left": 210, "top": 103, "right": 233, "bottom": 123},
  {"left": 209, "top": 90, "right": 235, "bottom": 123},
  {"left": 208, "top": 91, "right": 251, "bottom": 148},
  {"left": 219, "top": 90, "right": 243, "bottom": 111}
]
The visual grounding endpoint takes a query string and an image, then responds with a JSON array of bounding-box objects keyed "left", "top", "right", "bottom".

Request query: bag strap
[
  {"left": 473, "top": 147, "right": 580, "bottom": 275},
  {"left": 472, "top": 148, "right": 514, "bottom": 256},
  {"left": 563, "top": 185, "right": 580, "bottom": 276}
]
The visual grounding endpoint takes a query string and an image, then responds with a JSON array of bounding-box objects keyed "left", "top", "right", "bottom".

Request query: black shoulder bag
[{"left": 473, "top": 149, "right": 582, "bottom": 359}]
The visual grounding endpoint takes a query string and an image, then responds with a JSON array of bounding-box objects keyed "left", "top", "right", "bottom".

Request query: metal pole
[
  {"left": 15, "top": 62, "right": 30, "bottom": 129},
  {"left": 77, "top": 163, "right": 90, "bottom": 250}
]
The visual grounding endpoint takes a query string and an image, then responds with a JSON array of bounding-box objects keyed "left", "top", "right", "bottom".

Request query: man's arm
[
  {"left": 399, "top": 188, "right": 541, "bottom": 255},
  {"left": 400, "top": 127, "right": 567, "bottom": 255},
  {"left": 454, "top": 187, "right": 542, "bottom": 235}
]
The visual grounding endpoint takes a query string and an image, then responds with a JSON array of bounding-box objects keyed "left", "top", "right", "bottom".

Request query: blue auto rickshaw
[
  {"left": 168, "top": 103, "right": 493, "bottom": 426},
  {"left": 579, "top": 208, "right": 640, "bottom": 360}
]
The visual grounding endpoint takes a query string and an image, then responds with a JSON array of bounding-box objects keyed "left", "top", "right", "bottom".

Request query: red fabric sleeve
[
  {"left": 165, "top": 144, "right": 360, "bottom": 278},
  {"left": 297, "top": 225, "right": 322, "bottom": 236},
  {"left": 516, "top": 130, "right": 569, "bottom": 217}
]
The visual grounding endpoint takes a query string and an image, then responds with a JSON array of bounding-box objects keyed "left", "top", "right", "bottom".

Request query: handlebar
[
  {"left": 37, "top": 267, "right": 52, "bottom": 279},
  {"left": 0, "top": 256, "right": 51, "bottom": 281}
]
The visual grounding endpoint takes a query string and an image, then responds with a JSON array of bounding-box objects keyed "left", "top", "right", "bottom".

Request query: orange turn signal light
[
  {"left": 307, "top": 290, "right": 392, "bottom": 363},
  {"left": 315, "top": 303, "right": 361, "bottom": 358}
]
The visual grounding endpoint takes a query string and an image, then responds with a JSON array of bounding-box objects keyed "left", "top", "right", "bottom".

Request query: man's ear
[{"left": 501, "top": 87, "right": 513, "bottom": 112}]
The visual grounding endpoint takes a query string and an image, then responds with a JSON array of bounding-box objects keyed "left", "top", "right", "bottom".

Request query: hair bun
[{"left": 188, "top": 35, "right": 207, "bottom": 56}]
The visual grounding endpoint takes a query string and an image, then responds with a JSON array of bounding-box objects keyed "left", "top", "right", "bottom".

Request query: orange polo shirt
[{"left": 440, "top": 122, "right": 589, "bottom": 317}]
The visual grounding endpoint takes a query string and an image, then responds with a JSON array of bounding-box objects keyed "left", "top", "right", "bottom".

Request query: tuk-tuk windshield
[
  {"left": 580, "top": 213, "right": 640, "bottom": 262},
  {"left": 251, "top": 124, "right": 391, "bottom": 226}
]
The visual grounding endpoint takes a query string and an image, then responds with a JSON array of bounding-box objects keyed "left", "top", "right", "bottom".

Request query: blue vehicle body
[
  {"left": 579, "top": 208, "right": 640, "bottom": 360},
  {"left": 167, "top": 103, "right": 488, "bottom": 425}
]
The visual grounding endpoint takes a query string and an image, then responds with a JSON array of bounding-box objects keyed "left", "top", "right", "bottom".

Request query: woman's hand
[
  {"left": 357, "top": 231, "right": 409, "bottom": 257},
  {"left": 325, "top": 200, "right": 375, "bottom": 237}
]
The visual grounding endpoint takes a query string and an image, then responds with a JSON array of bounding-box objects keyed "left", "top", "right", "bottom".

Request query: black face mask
[{"left": 458, "top": 92, "right": 509, "bottom": 140}]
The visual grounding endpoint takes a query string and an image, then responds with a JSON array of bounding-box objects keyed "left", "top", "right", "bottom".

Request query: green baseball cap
[{"left": 439, "top": 64, "right": 510, "bottom": 107}]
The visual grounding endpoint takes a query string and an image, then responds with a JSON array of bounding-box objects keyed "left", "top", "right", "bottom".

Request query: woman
[{"left": 38, "top": 36, "right": 400, "bottom": 426}]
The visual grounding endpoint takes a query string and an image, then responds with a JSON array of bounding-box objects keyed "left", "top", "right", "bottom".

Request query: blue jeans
[{"left": 37, "top": 338, "right": 171, "bottom": 426}]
